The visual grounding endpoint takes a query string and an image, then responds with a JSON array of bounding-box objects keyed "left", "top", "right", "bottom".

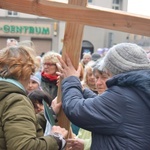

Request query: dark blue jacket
[{"left": 61, "top": 70, "right": 150, "bottom": 150}]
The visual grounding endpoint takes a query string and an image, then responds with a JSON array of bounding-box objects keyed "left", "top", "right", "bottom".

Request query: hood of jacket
[
  {"left": 0, "top": 81, "right": 26, "bottom": 101},
  {"left": 107, "top": 69, "right": 150, "bottom": 109}
]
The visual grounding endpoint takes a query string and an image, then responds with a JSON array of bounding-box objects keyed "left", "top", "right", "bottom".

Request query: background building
[
  {"left": 0, "top": 10, "right": 59, "bottom": 55},
  {"left": 0, "top": 0, "right": 149, "bottom": 56}
]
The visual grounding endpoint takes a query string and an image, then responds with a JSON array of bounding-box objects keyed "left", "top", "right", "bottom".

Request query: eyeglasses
[{"left": 43, "top": 63, "right": 56, "bottom": 66}]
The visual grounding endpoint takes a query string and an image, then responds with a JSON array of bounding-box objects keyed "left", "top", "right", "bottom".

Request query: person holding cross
[
  {"left": 66, "top": 58, "right": 111, "bottom": 150},
  {"left": 56, "top": 43, "right": 150, "bottom": 150}
]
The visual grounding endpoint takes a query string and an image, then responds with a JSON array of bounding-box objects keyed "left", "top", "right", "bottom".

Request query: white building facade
[{"left": 0, "top": 0, "right": 149, "bottom": 56}]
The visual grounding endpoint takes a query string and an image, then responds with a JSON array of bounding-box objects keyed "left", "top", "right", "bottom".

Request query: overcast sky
[
  {"left": 127, "top": 0, "right": 150, "bottom": 17},
  {"left": 50, "top": 0, "right": 150, "bottom": 17}
]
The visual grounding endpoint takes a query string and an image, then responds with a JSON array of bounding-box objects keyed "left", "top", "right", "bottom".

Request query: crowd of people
[{"left": 0, "top": 38, "right": 150, "bottom": 150}]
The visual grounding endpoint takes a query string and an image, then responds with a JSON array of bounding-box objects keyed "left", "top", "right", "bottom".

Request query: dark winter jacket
[
  {"left": 41, "top": 77, "right": 58, "bottom": 99},
  {"left": 0, "top": 80, "right": 59, "bottom": 150},
  {"left": 61, "top": 70, "right": 150, "bottom": 150}
]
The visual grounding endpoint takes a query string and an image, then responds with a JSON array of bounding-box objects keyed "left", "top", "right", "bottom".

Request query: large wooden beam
[
  {"left": 57, "top": 0, "right": 85, "bottom": 133},
  {"left": 0, "top": 0, "right": 149, "bottom": 36}
]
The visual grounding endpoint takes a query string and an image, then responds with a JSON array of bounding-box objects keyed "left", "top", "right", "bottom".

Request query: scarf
[{"left": 41, "top": 71, "right": 58, "bottom": 82}]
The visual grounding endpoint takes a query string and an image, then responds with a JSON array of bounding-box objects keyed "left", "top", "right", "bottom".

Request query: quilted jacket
[{"left": 61, "top": 70, "right": 150, "bottom": 150}]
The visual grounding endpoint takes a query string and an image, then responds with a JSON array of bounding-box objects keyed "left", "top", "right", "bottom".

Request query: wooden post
[{"left": 56, "top": 0, "right": 87, "bottom": 137}]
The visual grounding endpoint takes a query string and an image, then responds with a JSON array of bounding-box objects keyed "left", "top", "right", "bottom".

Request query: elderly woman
[
  {"left": 81, "top": 61, "right": 98, "bottom": 94},
  {"left": 80, "top": 53, "right": 92, "bottom": 69},
  {"left": 57, "top": 43, "right": 150, "bottom": 150},
  {"left": 67, "top": 59, "right": 110, "bottom": 150},
  {"left": 0, "top": 46, "right": 67, "bottom": 150},
  {"left": 41, "top": 51, "right": 61, "bottom": 99}
]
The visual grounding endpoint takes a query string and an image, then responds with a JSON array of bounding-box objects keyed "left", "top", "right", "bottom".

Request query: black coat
[
  {"left": 41, "top": 76, "right": 58, "bottom": 99},
  {"left": 61, "top": 70, "right": 150, "bottom": 150}
]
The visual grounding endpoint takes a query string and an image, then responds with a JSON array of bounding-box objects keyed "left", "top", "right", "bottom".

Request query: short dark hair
[{"left": 28, "top": 89, "right": 52, "bottom": 106}]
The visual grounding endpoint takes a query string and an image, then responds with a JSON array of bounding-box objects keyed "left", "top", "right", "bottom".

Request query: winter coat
[
  {"left": 0, "top": 81, "right": 59, "bottom": 150},
  {"left": 61, "top": 70, "right": 150, "bottom": 150},
  {"left": 41, "top": 77, "right": 58, "bottom": 99}
]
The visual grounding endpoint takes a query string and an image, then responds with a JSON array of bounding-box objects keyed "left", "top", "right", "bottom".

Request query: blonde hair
[
  {"left": 7, "top": 38, "right": 18, "bottom": 47},
  {"left": 18, "top": 40, "right": 41, "bottom": 71},
  {"left": 81, "top": 61, "right": 95, "bottom": 88},
  {"left": 41, "top": 51, "right": 61, "bottom": 64},
  {"left": 18, "top": 40, "right": 35, "bottom": 50},
  {"left": 0, "top": 46, "right": 36, "bottom": 81},
  {"left": 83, "top": 53, "right": 92, "bottom": 58}
]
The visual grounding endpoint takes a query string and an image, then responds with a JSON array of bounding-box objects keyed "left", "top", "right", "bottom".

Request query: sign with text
[{"left": 0, "top": 22, "right": 52, "bottom": 37}]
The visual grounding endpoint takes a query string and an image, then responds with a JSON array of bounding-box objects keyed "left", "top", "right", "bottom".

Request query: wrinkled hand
[
  {"left": 51, "top": 126, "right": 68, "bottom": 139},
  {"left": 67, "top": 138, "right": 84, "bottom": 150},
  {"left": 56, "top": 54, "right": 79, "bottom": 79},
  {"left": 51, "top": 97, "right": 62, "bottom": 115}
]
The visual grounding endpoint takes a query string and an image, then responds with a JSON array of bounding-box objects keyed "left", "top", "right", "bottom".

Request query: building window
[
  {"left": 8, "top": 11, "right": 18, "bottom": 16},
  {"left": 112, "top": 0, "right": 122, "bottom": 10},
  {"left": 108, "top": 32, "right": 114, "bottom": 48}
]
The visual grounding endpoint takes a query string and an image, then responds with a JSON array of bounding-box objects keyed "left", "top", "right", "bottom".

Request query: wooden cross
[
  {"left": 0, "top": 0, "right": 150, "bottom": 136},
  {"left": 0, "top": 0, "right": 149, "bottom": 36},
  {"left": 56, "top": 0, "right": 86, "bottom": 137}
]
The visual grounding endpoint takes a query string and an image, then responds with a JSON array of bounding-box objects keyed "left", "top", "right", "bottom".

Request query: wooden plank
[
  {"left": 57, "top": 0, "right": 86, "bottom": 133},
  {"left": 0, "top": 0, "right": 149, "bottom": 36}
]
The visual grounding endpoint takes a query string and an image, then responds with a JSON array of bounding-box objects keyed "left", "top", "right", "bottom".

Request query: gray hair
[{"left": 93, "top": 58, "right": 108, "bottom": 74}]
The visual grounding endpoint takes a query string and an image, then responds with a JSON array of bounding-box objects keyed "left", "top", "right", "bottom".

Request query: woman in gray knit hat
[{"left": 57, "top": 43, "right": 150, "bottom": 150}]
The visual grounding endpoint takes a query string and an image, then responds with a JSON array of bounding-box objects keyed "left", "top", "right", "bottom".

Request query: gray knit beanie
[{"left": 102, "top": 43, "right": 150, "bottom": 75}]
